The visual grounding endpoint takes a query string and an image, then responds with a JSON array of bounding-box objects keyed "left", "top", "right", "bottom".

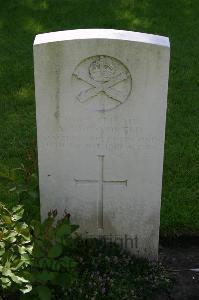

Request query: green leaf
[
  {"left": 20, "top": 284, "right": 32, "bottom": 294},
  {"left": 26, "top": 244, "right": 33, "bottom": 254},
  {"left": 18, "top": 245, "right": 27, "bottom": 255},
  {"left": 48, "top": 244, "right": 63, "bottom": 258},
  {"left": 6, "top": 236, "right": 17, "bottom": 243},
  {"left": 1, "top": 276, "right": 11, "bottom": 288},
  {"left": 0, "top": 242, "right": 5, "bottom": 256},
  {"left": 50, "top": 260, "right": 60, "bottom": 271},
  {"left": 12, "top": 208, "right": 24, "bottom": 221},
  {"left": 9, "top": 186, "right": 17, "bottom": 192},
  {"left": 16, "top": 223, "right": 31, "bottom": 242},
  {"left": 10, "top": 273, "right": 29, "bottom": 284},
  {"left": 37, "top": 286, "right": 51, "bottom": 300},
  {"left": 5, "top": 260, "right": 11, "bottom": 268},
  {"left": 2, "top": 268, "right": 13, "bottom": 277},
  {"left": 1, "top": 215, "right": 12, "bottom": 225},
  {"left": 12, "top": 205, "right": 23, "bottom": 213},
  {"left": 33, "top": 245, "right": 45, "bottom": 258},
  {"left": 56, "top": 223, "right": 72, "bottom": 238},
  {"left": 34, "top": 271, "right": 57, "bottom": 282},
  {"left": 1, "top": 277, "right": 11, "bottom": 284},
  {"left": 4, "top": 230, "right": 17, "bottom": 237},
  {"left": 18, "top": 245, "right": 33, "bottom": 256},
  {"left": 11, "top": 260, "right": 24, "bottom": 271},
  {"left": 70, "top": 224, "right": 79, "bottom": 233},
  {"left": 0, "top": 248, "right": 5, "bottom": 256},
  {"left": 21, "top": 253, "right": 31, "bottom": 264}
]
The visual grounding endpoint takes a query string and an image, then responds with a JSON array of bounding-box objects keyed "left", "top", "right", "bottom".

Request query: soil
[{"left": 155, "top": 237, "right": 199, "bottom": 300}]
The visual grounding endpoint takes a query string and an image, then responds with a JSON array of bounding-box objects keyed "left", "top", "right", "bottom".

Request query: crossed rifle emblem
[{"left": 73, "top": 69, "right": 131, "bottom": 104}]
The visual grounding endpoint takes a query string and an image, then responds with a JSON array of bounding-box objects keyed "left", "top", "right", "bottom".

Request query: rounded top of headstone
[{"left": 34, "top": 29, "right": 170, "bottom": 48}]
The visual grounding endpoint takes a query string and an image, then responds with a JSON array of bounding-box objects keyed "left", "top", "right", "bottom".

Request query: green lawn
[{"left": 0, "top": 0, "right": 198, "bottom": 235}]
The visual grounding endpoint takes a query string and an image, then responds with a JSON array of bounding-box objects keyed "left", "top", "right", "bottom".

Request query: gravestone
[{"left": 34, "top": 29, "right": 170, "bottom": 260}]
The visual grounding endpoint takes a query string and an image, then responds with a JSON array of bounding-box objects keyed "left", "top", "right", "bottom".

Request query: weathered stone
[{"left": 34, "top": 29, "right": 170, "bottom": 260}]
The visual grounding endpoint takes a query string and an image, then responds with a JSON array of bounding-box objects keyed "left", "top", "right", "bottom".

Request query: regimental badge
[{"left": 72, "top": 55, "right": 132, "bottom": 112}]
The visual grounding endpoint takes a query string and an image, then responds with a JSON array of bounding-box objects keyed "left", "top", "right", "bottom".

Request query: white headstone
[{"left": 34, "top": 29, "right": 170, "bottom": 260}]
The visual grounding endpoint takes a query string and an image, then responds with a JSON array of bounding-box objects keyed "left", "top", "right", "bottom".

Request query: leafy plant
[
  {"left": 0, "top": 203, "right": 32, "bottom": 297},
  {"left": 0, "top": 203, "right": 80, "bottom": 300},
  {"left": 0, "top": 163, "right": 40, "bottom": 221},
  {"left": 28, "top": 210, "right": 79, "bottom": 300},
  {"left": 8, "top": 163, "right": 38, "bottom": 202},
  {"left": 0, "top": 203, "right": 170, "bottom": 300}
]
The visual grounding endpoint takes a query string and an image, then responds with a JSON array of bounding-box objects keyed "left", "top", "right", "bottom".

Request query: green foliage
[
  {"left": 0, "top": 163, "right": 40, "bottom": 221},
  {"left": 0, "top": 204, "right": 80, "bottom": 300},
  {"left": 0, "top": 202, "right": 170, "bottom": 299},
  {"left": 8, "top": 164, "right": 38, "bottom": 201},
  {"left": 0, "top": 203, "right": 32, "bottom": 295},
  {"left": 28, "top": 210, "right": 79, "bottom": 300}
]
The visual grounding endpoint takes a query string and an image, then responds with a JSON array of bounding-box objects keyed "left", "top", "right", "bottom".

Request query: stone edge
[{"left": 34, "top": 29, "right": 170, "bottom": 48}]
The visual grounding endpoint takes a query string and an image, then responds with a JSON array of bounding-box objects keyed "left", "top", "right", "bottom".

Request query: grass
[{"left": 0, "top": 0, "right": 198, "bottom": 235}]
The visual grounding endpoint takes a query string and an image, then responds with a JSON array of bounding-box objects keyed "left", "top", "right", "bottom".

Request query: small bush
[
  {"left": 0, "top": 203, "right": 80, "bottom": 300},
  {"left": 0, "top": 203, "right": 32, "bottom": 297},
  {"left": 28, "top": 209, "right": 79, "bottom": 300}
]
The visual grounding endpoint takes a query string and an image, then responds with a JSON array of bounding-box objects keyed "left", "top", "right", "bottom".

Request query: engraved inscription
[
  {"left": 74, "top": 155, "right": 127, "bottom": 229},
  {"left": 72, "top": 55, "right": 132, "bottom": 111},
  {"left": 42, "top": 116, "right": 163, "bottom": 152}
]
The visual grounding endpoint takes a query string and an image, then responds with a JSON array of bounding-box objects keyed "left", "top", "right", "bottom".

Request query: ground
[{"left": 157, "top": 238, "right": 199, "bottom": 300}]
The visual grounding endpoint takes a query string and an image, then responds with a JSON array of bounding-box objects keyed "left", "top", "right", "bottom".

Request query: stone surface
[{"left": 34, "top": 29, "right": 170, "bottom": 260}]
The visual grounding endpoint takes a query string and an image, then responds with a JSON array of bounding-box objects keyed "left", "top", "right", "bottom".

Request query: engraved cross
[{"left": 74, "top": 155, "right": 127, "bottom": 230}]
